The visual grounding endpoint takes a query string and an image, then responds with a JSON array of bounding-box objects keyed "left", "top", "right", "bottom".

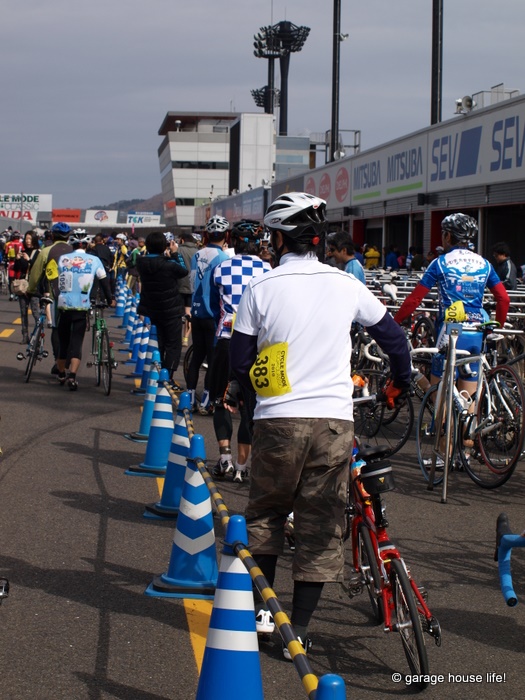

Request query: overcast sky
[{"left": 2, "top": 1, "right": 523, "bottom": 208}]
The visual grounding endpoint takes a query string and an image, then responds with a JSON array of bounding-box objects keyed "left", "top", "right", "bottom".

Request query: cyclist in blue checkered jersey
[
  {"left": 230, "top": 193, "right": 411, "bottom": 657},
  {"left": 209, "top": 220, "right": 272, "bottom": 482}
]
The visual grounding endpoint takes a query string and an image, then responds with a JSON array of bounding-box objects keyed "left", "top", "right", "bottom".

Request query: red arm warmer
[
  {"left": 489, "top": 281, "right": 510, "bottom": 327},
  {"left": 393, "top": 284, "right": 431, "bottom": 325}
]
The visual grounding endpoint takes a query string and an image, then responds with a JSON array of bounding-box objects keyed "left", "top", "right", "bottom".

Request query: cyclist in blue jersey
[
  {"left": 186, "top": 215, "right": 230, "bottom": 414},
  {"left": 394, "top": 213, "right": 510, "bottom": 397},
  {"left": 55, "top": 246, "right": 114, "bottom": 390}
]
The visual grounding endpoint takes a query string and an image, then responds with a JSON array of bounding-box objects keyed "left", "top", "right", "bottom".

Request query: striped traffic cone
[
  {"left": 195, "top": 514, "right": 263, "bottom": 700},
  {"left": 125, "top": 368, "right": 173, "bottom": 476},
  {"left": 145, "top": 434, "right": 217, "bottom": 599},
  {"left": 123, "top": 350, "right": 161, "bottom": 443},
  {"left": 123, "top": 298, "right": 137, "bottom": 345},
  {"left": 143, "top": 391, "right": 192, "bottom": 519},
  {"left": 126, "top": 320, "right": 149, "bottom": 378},
  {"left": 113, "top": 279, "right": 127, "bottom": 318},
  {"left": 136, "top": 324, "right": 159, "bottom": 394},
  {"left": 120, "top": 287, "right": 133, "bottom": 328},
  {"left": 125, "top": 315, "right": 145, "bottom": 365}
]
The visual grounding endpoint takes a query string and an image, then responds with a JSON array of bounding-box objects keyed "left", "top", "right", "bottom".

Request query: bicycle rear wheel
[
  {"left": 92, "top": 329, "right": 102, "bottom": 386},
  {"left": 100, "top": 328, "right": 112, "bottom": 396},
  {"left": 354, "top": 369, "right": 413, "bottom": 457},
  {"left": 24, "top": 323, "right": 43, "bottom": 383},
  {"left": 357, "top": 524, "right": 383, "bottom": 623},
  {"left": 464, "top": 365, "right": 525, "bottom": 488},
  {"left": 390, "top": 557, "right": 429, "bottom": 685},
  {"left": 416, "top": 385, "right": 457, "bottom": 485}
]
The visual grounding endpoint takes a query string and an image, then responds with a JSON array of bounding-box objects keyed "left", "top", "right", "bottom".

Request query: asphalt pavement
[{"left": 0, "top": 291, "right": 523, "bottom": 700}]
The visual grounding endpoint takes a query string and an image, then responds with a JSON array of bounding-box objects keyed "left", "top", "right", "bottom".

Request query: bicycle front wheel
[
  {"left": 416, "top": 385, "right": 457, "bottom": 485},
  {"left": 464, "top": 365, "right": 525, "bottom": 488},
  {"left": 390, "top": 557, "right": 429, "bottom": 685},
  {"left": 100, "top": 328, "right": 112, "bottom": 396},
  {"left": 24, "top": 323, "right": 43, "bottom": 383},
  {"left": 354, "top": 369, "right": 413, "bottom": 457},
  {"left": 357, "top": 524, "right": 383, "bottom": 623}
]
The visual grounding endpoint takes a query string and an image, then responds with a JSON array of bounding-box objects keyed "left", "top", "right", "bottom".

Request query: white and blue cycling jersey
[
  {"left": 190, "top": 244, "right": 229, "bottom": 320},
  {"left": 56, "top": 250, "right": 107, "bottom": 310},
  {"left": 420, "top": 247, "right": 500, "bottom": 328},
  {"left": 213, "top": 254, "right": 272, "bottom": 339},
  {"left": 421, "top": 247, "right": 501, "bottom": 379}
]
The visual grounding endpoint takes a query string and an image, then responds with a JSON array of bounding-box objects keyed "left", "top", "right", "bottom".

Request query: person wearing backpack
[{"left": 27, "top": 222, "right": 74, "bottom": 371}]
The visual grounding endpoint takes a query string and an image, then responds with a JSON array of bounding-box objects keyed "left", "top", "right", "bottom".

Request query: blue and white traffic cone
[
  {"left": 123, "top": 299, "right": 137, "bottom": 346},
  {"left": 145, "top": 434, "right": 217, "bottom": 598},
  {"left": 126, "top": 321, "right": 149, "bottom": 378},
  {"left": 316, "top": 674, "right": 347, "bottom": 699},
  {"left": 120, "top": 287, "right": 133, "bottom": 328},
  {"left": 133, "top": 324, "right": 159, "bottom": 395},
  {"left": 125, "top": 368, "right": 173, "bottom": 476},
  {"left": 113, "top": 279, "right": 127, "bottom": 318},
  {"left": 195, "top": 514, "right": 263, "bottom": 700},
  {"left": 123, "top": 351, "right": 161, "bottom": 442},
  {"left": 143, "top": 392, "right": 192, "bottom": 519},
  {"left": 125, "top": 316, "right": 145, "bottom": 365}
]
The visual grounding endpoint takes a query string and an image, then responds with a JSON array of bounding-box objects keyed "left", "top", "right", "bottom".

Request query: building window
[
  {"left": 175, "top": 198, "right": 196, "bottom": 206},
  {"left": 172, "top": 161, "right": 228, "bottom": 170}
]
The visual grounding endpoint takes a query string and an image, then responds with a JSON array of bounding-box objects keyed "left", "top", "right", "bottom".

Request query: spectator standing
[
  {"left": 326, "top": 231, "right": 366, "bottom": 284},
  {"left": 177, "top": 232, "right": 200, "bottom": 346},
  {"left": 186, "top": 215, "right": 230, "bottom": 414},
  {"left": 13, "top": 231, "right": 41, "bottom": 343},
  {"left": 4, "top": 231, "right": 23, "bottom": 299},
  {"left": 136, "top": 232, "right": 188, "bottom": 382},
  {"left": 385, "top": 244, "right": 400, "bottom": 270},
  {"left": 492, "top": 242, "right": 518, "bottom": 290},
  {"left": 364, "top": 243, "right": 380, "bottom": 269},
  {"left": 230, "top": 192, "right": 412, "bottom": 656}
]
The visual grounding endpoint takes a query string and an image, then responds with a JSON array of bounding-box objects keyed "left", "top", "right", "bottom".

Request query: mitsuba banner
[
  {"left": 126, "top": 211, "right": 161, "bottom": 225},
  {"left": 85, "top": 209, "right": 118, "bottom": 224},
  {"left": 52, "top": 209, "right": 82, "bottom": 223},
  {"left": 0, "top": 193, "right": 52, "bottom": 223}
]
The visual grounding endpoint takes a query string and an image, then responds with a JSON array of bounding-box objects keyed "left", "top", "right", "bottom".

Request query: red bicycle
[{"left": 345, "top": 444, "right": 442, "bottom": 688}]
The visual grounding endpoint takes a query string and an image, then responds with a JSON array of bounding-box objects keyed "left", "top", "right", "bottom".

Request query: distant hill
[{"left": 89, "top": 193, "right": 163, "bottom": 214}]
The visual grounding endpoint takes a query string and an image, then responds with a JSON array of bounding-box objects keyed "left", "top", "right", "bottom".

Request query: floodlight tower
[{"left": 253, "top": 20, "right": 310, "bottom": 135}]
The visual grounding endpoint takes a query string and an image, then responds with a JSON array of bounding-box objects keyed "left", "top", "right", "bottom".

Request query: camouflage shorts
[{"left": 246, "top": 417, "right": 354, "bottom": 582}]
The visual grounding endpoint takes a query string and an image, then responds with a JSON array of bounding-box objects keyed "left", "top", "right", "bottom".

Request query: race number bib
[
  {"left": 249, "top": 342, "right": 292, "bottom": 397},
  {"left": 444, "top": 300, "right": 467, "bottom": 323}
]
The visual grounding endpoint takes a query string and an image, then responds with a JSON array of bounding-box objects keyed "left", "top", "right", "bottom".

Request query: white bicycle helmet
[
  {"left": 164, "top": 232, "right": 175, "bottom": 243},
  {"left": 263, "top": 192, "right": 327, "bottom": 243},
  {"left": 205, "top": 215, "right": 230, "bottom": 238}
]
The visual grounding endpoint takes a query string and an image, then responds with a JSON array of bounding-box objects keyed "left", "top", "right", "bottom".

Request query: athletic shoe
[
  {"left": 57, "top": 373, "right": 67, "bottom": 386},
  {"left": 283, "top": 635, "right": 312, "bottom": 661},
  {"left": 198, "top": 390, "right": 214, "bottom": 415},
  {"left": 233, "top": 468, "right": 248, "bottom": 483},
  {"left": 182, "top": 336, "right": 189, "bottom": 347},
  {"left": 50, "top": 364, "right": 59, "bottom": 376},
  {"left": 422, "top": 456, "right": 444, "bottom": 469},
  {"left": 213, "top": 456, "right": 234, "bottom": 479},
  {"left": 255, "top": 609, "right": 275, "bottom": 635},
  {"left": 67, "top": 377, "right": 79, "bottom": 391}
]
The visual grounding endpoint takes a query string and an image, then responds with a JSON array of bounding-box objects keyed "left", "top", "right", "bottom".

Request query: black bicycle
[{"left": 16, "top": 297, "right": 53, "bottom": 383}]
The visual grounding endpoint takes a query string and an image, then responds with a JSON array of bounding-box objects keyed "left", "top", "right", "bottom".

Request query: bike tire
[
  {"left": 357, "top": 524, "right": 384, "bottom": 623},
  {"left": 464, "top": 365, "right": 525, "bottom": 488},
  {"left": 411, "top": 316, "right": 436, "bottom": 350},
  {"left": 354, "top": 369, "right": 413, "bottom": 457},
  {"left": 24, "top": 323, "right": 43, "bottom": 383},
  {"left": 93, "top": 329, "right": 101, "bottom": 386},
  {"left": 415, "top": 385, "right": 457, "bottom": 485},
  {"left": 390, "top": 557, "right": 429, "bottom": 685},
  {"left": 101, "top": 328, "right": 112, "bottom": 396}
]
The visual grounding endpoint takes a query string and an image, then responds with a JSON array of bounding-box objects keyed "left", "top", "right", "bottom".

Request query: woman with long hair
[{"left": 13, "top": 231, "right": 41, "bottom": 344}]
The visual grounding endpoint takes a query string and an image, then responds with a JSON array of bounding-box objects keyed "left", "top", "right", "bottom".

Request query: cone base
[
  {"left": 143, "top": 502, "right": 179, "bottom": 519},
  {"left": 123, "top": 432, "right": 149, "bottom": 443},
  {"left": 145, "top": 574, "right": 215, "bottom": 600},
  {"left": 131, "top": 388, "right": 146, "bottom": 395},
  {"left": 125, "top": 465, "right": 166, "bottom": 477}
]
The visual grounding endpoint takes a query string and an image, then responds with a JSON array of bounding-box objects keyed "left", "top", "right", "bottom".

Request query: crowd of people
[{"left": 1, "top": 196, "right": 523, "bottom": 659}]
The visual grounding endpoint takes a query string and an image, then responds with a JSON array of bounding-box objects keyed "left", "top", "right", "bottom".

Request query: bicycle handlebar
[{"left": 495, "top": 513, "right": 525, "bottom": 607}]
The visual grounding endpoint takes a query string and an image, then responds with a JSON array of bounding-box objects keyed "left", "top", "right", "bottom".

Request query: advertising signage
[{"left": 0, "top": 193, "right": 52, "bottom": 223}]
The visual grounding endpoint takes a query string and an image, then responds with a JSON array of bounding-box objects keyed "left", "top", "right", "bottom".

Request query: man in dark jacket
[
  {"left": 177, "top": 232, "right": 200, "bottom": 346},
  {"left": 136, "top": 231, "right": 188, "bottom": 381}
]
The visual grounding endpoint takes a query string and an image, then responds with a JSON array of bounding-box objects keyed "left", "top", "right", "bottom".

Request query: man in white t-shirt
[{"left": 230, "top": 192, "right": 411, "bottom": 657}]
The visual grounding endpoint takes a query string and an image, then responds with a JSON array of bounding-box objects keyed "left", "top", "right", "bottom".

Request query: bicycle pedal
[
  {"left": 16, "top": 352, "right": 25, "bottom": 361},
  {"left": 41, "top": 350, "right": 49, "bottom": 358},
  {"left": 0, "top": 578, "right": 9, "bottom": 601},
  {"left": 86, "top": 362, "right": 93, "bottom": 368},
  {"left": 345, "top": 573, "right": 364, "bottom": 598}
]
